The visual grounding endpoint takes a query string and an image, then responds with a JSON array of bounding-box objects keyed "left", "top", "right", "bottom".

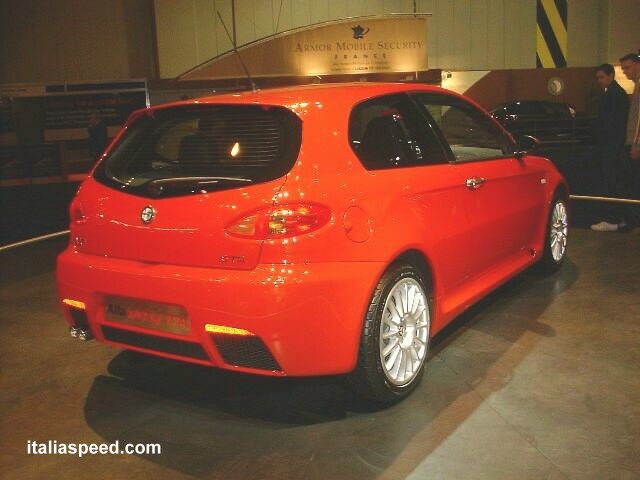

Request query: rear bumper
[{"left": 56, "top": 248, "right": 384, "bottom": 376}]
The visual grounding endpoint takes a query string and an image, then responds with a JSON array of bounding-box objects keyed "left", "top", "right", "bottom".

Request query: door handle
[{"left": 465, "top": 177, "right": 486, "bottom": 189}]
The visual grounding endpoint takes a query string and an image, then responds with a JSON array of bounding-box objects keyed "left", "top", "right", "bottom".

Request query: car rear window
[{"left": 94, "top": 105, "right": 301, "bottom": 198}]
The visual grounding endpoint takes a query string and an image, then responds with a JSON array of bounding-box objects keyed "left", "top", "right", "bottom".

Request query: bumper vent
[
  {"left": 211, "top": 335, "right": 281, "bottom": 371},
  {"left": 102, "top": 326, "right": 209, "bottom": 361}
]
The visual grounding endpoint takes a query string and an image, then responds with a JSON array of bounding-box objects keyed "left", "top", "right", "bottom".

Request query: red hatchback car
[{"left": 57, "top": 83, "right": 569, "bottom": 404}]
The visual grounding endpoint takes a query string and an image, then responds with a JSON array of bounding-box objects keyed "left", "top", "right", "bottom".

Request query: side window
[
  {"left": 543, "top": 102, "right": 572, "bottom": 118},
  {"left": 349, "top": 94, "right": 448, "bottom": 170},
  {"left": 413, "top": 94, "right": 514, "bottom": 162},
  {"left": 510, "top": 102, "right": 546, "bottom": 116}
]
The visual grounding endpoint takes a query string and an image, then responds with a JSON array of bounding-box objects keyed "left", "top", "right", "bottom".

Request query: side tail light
[{"left": 226, "top": 203, "right": 331, "bottom": 239}]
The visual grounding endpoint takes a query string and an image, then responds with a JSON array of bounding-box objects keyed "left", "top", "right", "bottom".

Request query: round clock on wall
[{"left": 547, "top": 77, "right": 565, "bottom": 96}]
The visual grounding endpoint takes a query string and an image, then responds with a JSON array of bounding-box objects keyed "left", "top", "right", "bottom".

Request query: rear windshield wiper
[
  {"left": 147, "top": 176, "right": 253, "bottom": 186},
  {"left": 146, "top": 176, "right": 253, "bottom": 196}
]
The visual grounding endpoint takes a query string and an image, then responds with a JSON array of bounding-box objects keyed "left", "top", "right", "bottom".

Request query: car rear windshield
[{"left": 94, "top": 104, "right": 302, "bottom": 198}]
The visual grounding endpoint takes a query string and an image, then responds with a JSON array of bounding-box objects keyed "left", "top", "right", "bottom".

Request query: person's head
[
  {"left": 595, "top": 63, "right": 615, "bottom": 89},
  {"left": 619, "top": 53, "right": 640, "bottom": 82}
]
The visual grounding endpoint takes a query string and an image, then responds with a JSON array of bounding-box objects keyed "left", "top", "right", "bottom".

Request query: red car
[{"left": 57, "top": 83, "right": 569, "bottom": 404}]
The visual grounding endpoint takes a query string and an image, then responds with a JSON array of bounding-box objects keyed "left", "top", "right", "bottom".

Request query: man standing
[
  {"left": 590, "top": 63, "right": 629, "bottom": 231},
  {"left": 620, "top": 53, "right": 640, "bottom": 231},
  {"left": 620, "top": 53, "right": 640, "bottom": 162}
]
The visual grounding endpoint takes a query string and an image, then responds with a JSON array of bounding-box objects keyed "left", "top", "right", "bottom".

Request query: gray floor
[{"left": 1, "top": 229, "right": 639, "bottom": 480}]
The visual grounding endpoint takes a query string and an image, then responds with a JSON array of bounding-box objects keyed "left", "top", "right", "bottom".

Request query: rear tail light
[{"left": 226, "top": 203, "right": 331, "bottom": 239}]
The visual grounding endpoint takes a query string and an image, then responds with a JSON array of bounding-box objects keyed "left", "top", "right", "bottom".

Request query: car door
[
  {"left": 348, "top": 94, "right": 472, "bottom": 298},
  {"left": 411, "top": 93, "right": 548, "bottom": 280}
]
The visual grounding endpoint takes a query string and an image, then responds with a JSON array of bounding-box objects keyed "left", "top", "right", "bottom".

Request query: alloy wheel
[
  {"left": 550, "top": 200, "right": 568, "bottom": 262},
  {"left": 379, "top": 278, "right": 430, "bottom": 386}
]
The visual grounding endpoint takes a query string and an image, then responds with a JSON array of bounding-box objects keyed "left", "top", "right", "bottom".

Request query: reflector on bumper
[
  {"left": 63, "top": 298, "right": 86, "bottom": 310},
  {"left": 204, "top": 324, "right": 254, "bottom": 336}
]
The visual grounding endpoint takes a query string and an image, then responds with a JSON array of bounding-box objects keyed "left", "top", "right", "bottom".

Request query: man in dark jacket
[{"left": 591, "top": 63, "right": 630, "bottom": 231}]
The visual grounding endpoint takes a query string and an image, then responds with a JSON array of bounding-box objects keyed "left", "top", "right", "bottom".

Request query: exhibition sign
[{"left": 180, "top": 15, "right": 429, "bottom": 80}]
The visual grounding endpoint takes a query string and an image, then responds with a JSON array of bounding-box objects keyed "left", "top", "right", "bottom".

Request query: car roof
[{"left": 156, "top": 83, "right": 454, "bottom": 111}]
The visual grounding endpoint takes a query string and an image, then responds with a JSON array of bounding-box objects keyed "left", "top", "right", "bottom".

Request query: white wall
[
  {"left": 603, "top": 0, "right": 640, "bottom": 63},
  {"left": 154, "top": 0, "right": 640, "bottom": 79},
  {"left": 572, "top": 0, "right": 640, "bottom": 67},
  {"left": 1, "top": 0, "right": 634, "bottom": 84},
  {"left": 154, "top": 0, "right": 540, "bottom": 78},
  {"left": 568, "top": 0, "right": 602, "bottom": 67}
]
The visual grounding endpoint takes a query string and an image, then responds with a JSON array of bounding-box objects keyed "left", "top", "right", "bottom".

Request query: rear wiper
[
  {"left": 148, "top": 176, "right": 253, "bottom": 186},
  {"left": 146, "top": 176, "right": 253, "bottom": 196}
]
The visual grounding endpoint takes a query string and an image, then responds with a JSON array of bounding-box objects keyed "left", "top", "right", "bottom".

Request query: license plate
[{"left": 104, "top": 296, "right": 190, "bottom": 336}]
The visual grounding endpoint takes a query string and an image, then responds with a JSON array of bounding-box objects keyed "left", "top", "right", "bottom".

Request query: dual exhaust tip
[{"left": 69, "top": 327, "right": 93, "bottom": 341}]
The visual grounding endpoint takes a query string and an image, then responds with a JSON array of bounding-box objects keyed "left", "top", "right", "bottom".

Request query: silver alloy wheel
[
  {"left": 379, "top": 278, "right": 430, "bottom": 386},
  {"left": 550, "top": 200, "right": 568, "bottom": 262}
]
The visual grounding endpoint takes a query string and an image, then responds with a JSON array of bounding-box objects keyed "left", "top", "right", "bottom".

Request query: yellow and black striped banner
[{"left": 536, "top": 0, "right": 568, "bottom": 68}]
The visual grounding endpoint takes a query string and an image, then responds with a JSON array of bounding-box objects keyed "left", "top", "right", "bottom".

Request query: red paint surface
[{"left": 57, "top": 83, "right": 567, "bottom": 376}]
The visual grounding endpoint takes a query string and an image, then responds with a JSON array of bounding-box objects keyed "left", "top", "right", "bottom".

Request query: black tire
[
  {"left": 538, "top": 195, "right": 569, "bottom": 272},
  {"left": 348, "top": 263, "right": 432, "bottom": 406}
]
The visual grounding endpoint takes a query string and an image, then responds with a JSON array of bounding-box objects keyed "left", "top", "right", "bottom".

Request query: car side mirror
[{"left": 515, "top": 135, "right": 540, "bottom": 158}]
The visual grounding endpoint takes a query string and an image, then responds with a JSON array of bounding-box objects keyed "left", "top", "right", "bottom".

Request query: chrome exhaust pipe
[
  {"left": 69, "top": 327, "right": 93, "bottom": 341},
  {"left": 78, "top": 329, "right": 93, "bottom": 341}
]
